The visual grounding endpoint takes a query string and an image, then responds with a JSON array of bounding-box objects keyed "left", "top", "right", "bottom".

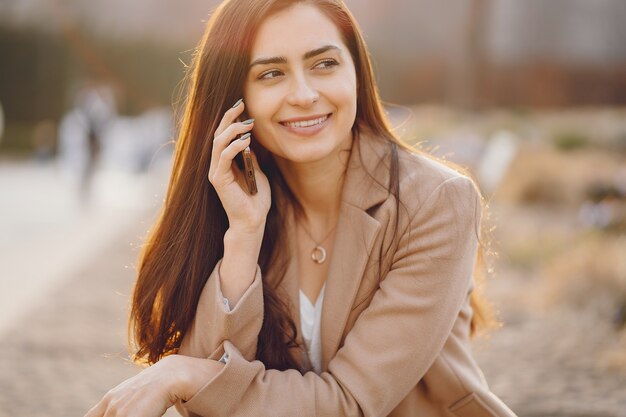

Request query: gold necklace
[{"left": 298, "top": 220, "right": 337, "bottom": 264}]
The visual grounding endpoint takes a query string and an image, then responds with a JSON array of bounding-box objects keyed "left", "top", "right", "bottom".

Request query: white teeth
[{"left": 284, "top": 115, "right": 328, "bottom": 128}]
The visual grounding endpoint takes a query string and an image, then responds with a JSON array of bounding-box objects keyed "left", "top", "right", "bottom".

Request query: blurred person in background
[
  {"left": 0, "top": 100, "right": 4, "bottom": 145},
  {"left": 86, "top": 0, "right": 516, "bottom": 416},
  {"left": 57, "top": 80, "right": 116, "bottom": 204},
  {"left": 32, "top": 119, "right": 57, "bottom": 162}
]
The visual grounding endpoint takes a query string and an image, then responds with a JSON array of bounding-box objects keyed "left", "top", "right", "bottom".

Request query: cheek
[
  {"left": 244, "top": 89, "right": 279, "bottom": 122},
  {"left": 243, "top": 93, "right": 278, "bottom": 149},
  {"left": 327, "top": 72, "right": 357, "bottom": 107},
  {"left": 332, "top": 82, "right": 357, "bottom": 118}
]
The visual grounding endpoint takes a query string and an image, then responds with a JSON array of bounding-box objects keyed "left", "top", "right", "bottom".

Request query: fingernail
[
  {"left": 239, "top": 133, "right": 251, "bottom": 141},
  {"left": 232, "top": 98, "right": 243, "bottom": 108},
  {"left": 242, "top": 118, "right": 255, "bottom": 125}
]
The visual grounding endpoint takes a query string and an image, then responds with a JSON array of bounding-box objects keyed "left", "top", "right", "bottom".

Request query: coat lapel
[
  {"left": 320, "top": 130, "right": 393, "bottom": 371},
  {"left": 279, "top": 129, "right": 394, "bottom": 371},
  {"left": 320, "top": 204, "right": 380, "bottom": 370}
]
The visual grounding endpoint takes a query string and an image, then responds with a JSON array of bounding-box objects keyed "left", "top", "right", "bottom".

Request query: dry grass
[
  {"left": 494, "top": 146, "right": 623, "bottom": 206},
  {"left": 538, "top": 232, "right": 626, "bottom": 373},
  {"left": 537, "top": 232, "right": 626, "bottom": 316}
]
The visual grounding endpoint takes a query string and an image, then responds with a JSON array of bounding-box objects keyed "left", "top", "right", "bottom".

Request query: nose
[{"left": 286, "top": 74, "right": 319, "bottom": 107}]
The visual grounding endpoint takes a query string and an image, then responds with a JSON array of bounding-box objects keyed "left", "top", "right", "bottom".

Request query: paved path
[
  {"left": 0, "top": 159, "right": 178, "bottom": 416},
  {"left": 0, "top": 160, "right": 168, "bottom": 335},
  {"left": 473, "top": 269, "right": 626, "bottom": 417},
  {"left": 0, "top": 213, "right": 158, "bottom": 416}
]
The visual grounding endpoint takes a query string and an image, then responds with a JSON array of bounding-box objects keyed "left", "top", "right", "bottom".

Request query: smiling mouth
[{"left": 280, "top": 114, "right": 331, "bottom": 128}]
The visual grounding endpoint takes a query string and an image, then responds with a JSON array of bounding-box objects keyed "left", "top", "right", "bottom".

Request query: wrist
[
  {"left": 220, "top": 227, "right": 263, "bottom": 306},
  {"left": 171, "top": 355, "right": 223, "bottom": 402},
  {"left": 156, "top": 355, "right": 188, "bottom": 403},
  {"left": 225, "top": 223, "right": 265, "bottom": 240},
  {"left": 223, "top": 226, "right": 264, "bottom": 258}
]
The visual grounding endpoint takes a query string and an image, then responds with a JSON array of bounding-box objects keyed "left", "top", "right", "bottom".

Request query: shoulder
[
  {"left": 355, "top": 131, "right": 483, "bottom": 262},
  {"left": 394, "top": 144, "right": 481, "bottom": 219},
  {"left": 389, "top": 144, "right": 483, "bottom": 262},
  {"left": 352, "top": 129, "right": 481, "bottom": 220}
]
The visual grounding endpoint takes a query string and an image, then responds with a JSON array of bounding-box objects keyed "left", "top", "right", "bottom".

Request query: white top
[
  {"left": 218, "top": 282, "right": 327, "bottom": 373},
  {"left": 299, "top": 283, "right": 326, "bottom": 374}
]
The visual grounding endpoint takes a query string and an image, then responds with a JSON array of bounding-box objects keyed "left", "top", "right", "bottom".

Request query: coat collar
[
  {"left": 281, "top": 129, "right": 393, "bottom": 372},
  {"left": 342, "top": 128, "right": 392, "bottom": 211}
]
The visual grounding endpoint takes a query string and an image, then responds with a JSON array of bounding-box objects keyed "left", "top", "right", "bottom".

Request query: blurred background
[{"left": 0, "top": 0, "right": 625, "bottom": 416}]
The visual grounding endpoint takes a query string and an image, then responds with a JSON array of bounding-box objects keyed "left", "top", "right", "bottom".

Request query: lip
[
  {"left": 279, "top": 113, "right": 331, "bottom": 123},
  {"left": 278, "top": 113, "right": 332, "bottom": 137}
]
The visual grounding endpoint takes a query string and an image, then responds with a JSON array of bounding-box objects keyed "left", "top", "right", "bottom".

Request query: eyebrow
[{"left": 248, "top": 45, "right": 340, "bottom": 70}]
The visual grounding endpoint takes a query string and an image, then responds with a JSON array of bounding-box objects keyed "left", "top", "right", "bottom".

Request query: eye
[
  {"left": 258, "top": 69, "right": 283, "bottom": 80},
  {"left": 314, "top": 59, "right": 339, "bottom": 70}
]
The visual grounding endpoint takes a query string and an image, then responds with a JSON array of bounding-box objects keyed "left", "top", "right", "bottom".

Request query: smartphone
[
  {"left": 235, "top": 112, "right": 258, "bottom": 195},
  {"left": 242, "top": 145, "right": 258, "bottom": 195}
]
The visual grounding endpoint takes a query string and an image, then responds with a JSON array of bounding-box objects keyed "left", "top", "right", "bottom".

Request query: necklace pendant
[{"left": 311, "top": 246, "right": 327, "bottom": 264}]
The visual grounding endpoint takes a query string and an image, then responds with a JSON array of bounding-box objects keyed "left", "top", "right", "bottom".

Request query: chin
[{"left": 285, "top": 138, "right": 343, "bottom": 163}]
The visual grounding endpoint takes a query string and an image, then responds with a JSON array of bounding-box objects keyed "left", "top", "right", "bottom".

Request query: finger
[
  {"left": 84, "top": 400, "right": 106, "bottom": 417},
  {"left": 209, "top": 121, "right": 254, "bottom": 180},
  {"left": 213, "top": 133, "right": 252, "bottom": 184},
  {"left": 213, "top": 120, "right": 254, "bottom": 152},
  {"left": 214, "top": 99, "right": 245, "bottom": 139}
]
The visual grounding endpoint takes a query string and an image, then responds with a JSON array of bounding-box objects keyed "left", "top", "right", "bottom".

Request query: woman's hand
[
  {"left": 209, "top": 99, "right": 271, "bottom": 234},
  {"left": 84, "top": 355, "right": 223, "bottom": 417}
]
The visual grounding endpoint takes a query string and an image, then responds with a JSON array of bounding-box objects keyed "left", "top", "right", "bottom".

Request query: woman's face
[{"left": 243, "top": 3, "right": 357, "bottom": 165}]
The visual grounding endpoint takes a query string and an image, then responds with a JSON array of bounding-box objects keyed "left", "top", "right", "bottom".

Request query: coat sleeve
[
  {"left": 180, "top": 175, "right": 482, "bottom": 417},
  {"left": 177, "top": 259, "right": 264, "bottom": 362}
]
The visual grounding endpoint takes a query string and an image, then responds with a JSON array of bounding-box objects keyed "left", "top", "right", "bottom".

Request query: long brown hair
[{"left": 129, "top": 0, "right": 499, "bottom": 369}]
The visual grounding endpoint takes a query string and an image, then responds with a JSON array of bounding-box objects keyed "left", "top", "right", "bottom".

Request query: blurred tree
[{"left": 446, "top": 0, "right": 489, "bottom": 109}]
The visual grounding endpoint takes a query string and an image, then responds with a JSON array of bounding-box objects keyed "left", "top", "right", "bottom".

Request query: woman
[{"left": 86, "top": 0, "right": 517, "bottom": 416}]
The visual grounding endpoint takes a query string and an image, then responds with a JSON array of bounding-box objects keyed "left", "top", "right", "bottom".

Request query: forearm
[
  {"left": 180, "top": 341, "right": 364, "bottom": 417},
  {"left": 178, "top": 229, "right": 265, "bottom": 362},
  {"left": 220, "top": 227, "right": 264, "bottom": 307}
]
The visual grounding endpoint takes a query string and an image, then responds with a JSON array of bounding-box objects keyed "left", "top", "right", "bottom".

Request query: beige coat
[{"left": 176, "top": 130, "right": 517, "bottom": 417}]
